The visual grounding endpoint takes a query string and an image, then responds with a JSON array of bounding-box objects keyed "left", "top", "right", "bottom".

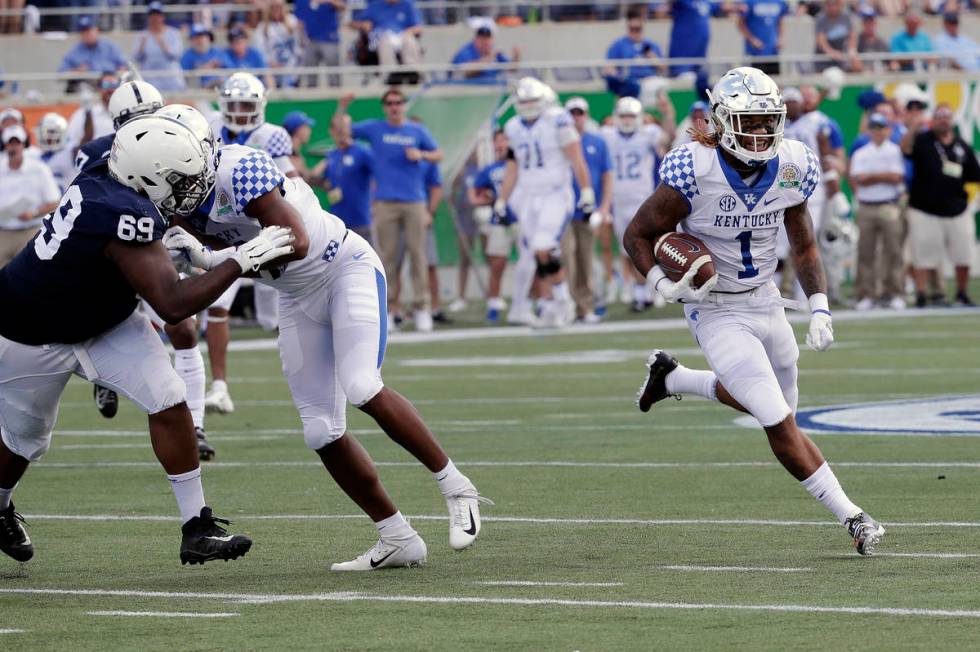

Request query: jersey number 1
[{"left": 735, "top": 231, "right": 759, "bottom": 279}]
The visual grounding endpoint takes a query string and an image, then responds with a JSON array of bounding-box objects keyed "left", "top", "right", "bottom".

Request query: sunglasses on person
[
  {"left": 384, "top": 99, "right": 405, "bottom": 107},
  {"left": 569, "top": 108, "right": 585, "bottom": 116},
  {"left": 101, "top": 79, "right": 120, "bottom": 90}
]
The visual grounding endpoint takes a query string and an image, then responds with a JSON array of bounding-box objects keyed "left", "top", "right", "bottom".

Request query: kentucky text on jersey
[{"left": 713, "top": 210, "right": 780, "bottom": 228}]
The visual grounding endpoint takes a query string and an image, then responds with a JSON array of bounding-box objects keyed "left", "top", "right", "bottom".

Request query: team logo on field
[
  {"left": 718, "top": 195, "right": 737, "bottom": 212},
  {"left": 735, "top": 396, "right": 980, "bottom": 435},
  {"left": 777, "top": 163, "right": 802, "bottom": 189}
]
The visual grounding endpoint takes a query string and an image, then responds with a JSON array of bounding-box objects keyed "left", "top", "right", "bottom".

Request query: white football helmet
[
  {"left": 155, "top": 103, "right": 219, "bottom": 167},
  {"left": 514, "top": 77, "right": 549, "bottom": 121},
  {"left": 108, "top": 80, "right": 165, "bottom": 130},
  {"left": 706, "top": 67, "right": 785, "bottom": 165},
  {"left": 109, "top": 116, "right": 215, "bottom": 221},
  {"left": 613, "top": 96, "right": 643, "bottom": 134},
  {"left": 36, "top": 112, "right": 68, "bottom": 152},
  {"left": 219, "top": 72, "right": 267, "bottom": 132}
]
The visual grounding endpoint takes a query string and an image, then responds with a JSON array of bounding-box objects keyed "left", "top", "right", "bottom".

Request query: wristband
[{"left": 808, "top": 292, "right": 830, "bottom": 315}]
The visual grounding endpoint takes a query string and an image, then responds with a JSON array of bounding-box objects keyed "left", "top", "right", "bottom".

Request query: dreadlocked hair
[{"left": 687, "top": 115, "right": 720, "bottom": 148}]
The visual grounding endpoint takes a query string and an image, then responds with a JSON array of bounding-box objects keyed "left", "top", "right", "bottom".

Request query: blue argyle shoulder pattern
[
  {"left": 231, "top": 150, "right": 285, "bottom": 212},
  {"left": 800, "top": 144, "right": 821, "bottom": 200},
  {"left": 264, "top": 126, "right": 293, "bottom": 159},
  {"left": 659, "top": 145, "right": 700, "bottom": 202}
]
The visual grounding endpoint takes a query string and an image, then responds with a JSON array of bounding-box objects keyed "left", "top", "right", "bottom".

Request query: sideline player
[
  {"left": 164, "top": 107, "right": 490, "bottom": 571},
  {"left": 205, "top": 72, "right": 296, "bottom": 415},
  {"left": 35, "top": 113, "right": 77, "bottom": 191},
  {"left": 0, "top": 116, "right": 292, "bottom": 564},
  {"left": 498, "top": 77, "right": 593, "bottom": 327},
  {"left": 625, "top": 67, "right": 886, "bottom": 555},
  {"left": 601, "top": 96, "right": 671, "bottom": 312}
]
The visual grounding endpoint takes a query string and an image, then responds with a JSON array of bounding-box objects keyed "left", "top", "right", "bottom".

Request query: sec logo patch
[{"left": 718, "top": 195, "right": 737, "bottom": 212}]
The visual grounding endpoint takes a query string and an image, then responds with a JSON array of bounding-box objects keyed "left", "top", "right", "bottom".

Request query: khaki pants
[
  {"left": 374, "top": 200, "right": 430, "bottom": 312},
  {"left": 0, "top": 227, "right": 38, "bottom": 268},
  {"left": 855, "top": 202, "right": 904, "bottom": 301},
  {"left": 560, "top": 219, "right": 594, "bottom": 318}
]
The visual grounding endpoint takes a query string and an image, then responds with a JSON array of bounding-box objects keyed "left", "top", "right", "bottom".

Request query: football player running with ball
[
  {"left": 624, "top": 68, "right": 885, "bottom": 556},
  {"left": 164, "top": 107, "right": 490, "bottom": 571}
]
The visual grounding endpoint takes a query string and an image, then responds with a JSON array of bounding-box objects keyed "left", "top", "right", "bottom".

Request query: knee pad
[
  {"left": 303, "top": 416, "right": 346, "bottom": 450},
  {"left": 535, "top": 255, "right": 562, "bottom": 279},
  {"left": 739, "top": 377, "right": 793, "bottom": 427},
  {"left": 345, "top": 374, "right": 384, "bottom": 407},
  {"left": 774, "top": 365, "right": 799, "bottom": 414}
]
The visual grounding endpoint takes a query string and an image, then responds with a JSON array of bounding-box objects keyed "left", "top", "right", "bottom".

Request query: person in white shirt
[
  {"left": 848, "top": 112, "right": 906, "bottom": 310},
  {"left": 0, "top": 125, "right": 60, "bottom": 266},
  {"left": 66, "top": 72, "right": 119, "bottom": 148}
]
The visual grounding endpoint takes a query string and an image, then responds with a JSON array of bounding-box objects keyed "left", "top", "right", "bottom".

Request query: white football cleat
[
  {"left": 446, "top": 485, "right": 494, "bottom": 551},
  {"left": 204, "top": 384, "right": 235, "bottom": 414},
  {"left": 447, "top": 297, "right": 467, "bottom": 313},
  {"left": 330, "top": 534, "right": 427, "bottom": 571},
  {"left": 414, "top": 309, "right": 433, "bottom": 333}
]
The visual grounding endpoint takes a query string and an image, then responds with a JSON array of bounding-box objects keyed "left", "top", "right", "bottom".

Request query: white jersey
[
  {"left": 659, "top": 139, "right": 820, "bottom": 292},
  {"left": 784, "top": 111, "right": 830, "bottom": 162},
  {"left": 39, "top": 147, "right": 77, "bottom": 191},
  {"left": 186, "top": 144, "right": 346, "bottom": 298},
  {"left": 601, "top": 124, "right": 664, "bottom": 205},
  {"left": 503, "top": 106, "right": 578, "bottom": 194},
  {"left": 208, "top": 114, "right": 295, "bottom": 175}
]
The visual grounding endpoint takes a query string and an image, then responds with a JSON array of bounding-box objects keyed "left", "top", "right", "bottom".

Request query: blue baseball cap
[
  {"left": 190, "top": 23, "right": 213, "bottom": 40},
  {"left": 689, "top": 101, "right": 708, "bottom": 114},
  {"left": 283, "top": 111, "right": 315, "bottom": 135},
  {"left": 77, "top": 15, "right": 95, "bottom": 30},
  {"left": 228, "top": 26, "right": 248, "bottom": 41},
  {"left": 868, "top": 112, "right": 889, "bottom": 128},
  {"left": 147, "top": 1, "right": 164, "bottom": 14},
  {"left": 858, "top": 5, "right": 876, "bottom": 18}
]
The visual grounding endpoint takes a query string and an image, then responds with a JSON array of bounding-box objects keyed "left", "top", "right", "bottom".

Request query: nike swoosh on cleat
[
  {"left": 463, "top": 507, "right": 477, "bottom": 535},
  {"left": 204, "top": 535, "right": 235, "bottom": 542},
  {"left": 370, "top": 549, "right": 398, "bottom": 568}
]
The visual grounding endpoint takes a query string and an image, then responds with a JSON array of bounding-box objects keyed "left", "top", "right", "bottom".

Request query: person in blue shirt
[
  {"left": 58, "top": 16, "right": 127, "bottom": 78},
  {"left": 469, "top": 128, "right": 518, "bottom": 323},
  {"left": 361, "top": 0, "right": 423, "bottom": 68},
  {"left": 132, "top": 2, "right": 185, "bottom": 92},
  {"left": 331, "top": 88, "right": 443, "bottom": 331},
  {"left": 603, "top": 7, "right": 664, "bottom": 98},
  {"left": 450, "top": 23, "right": 519, "bottom": 85},
  {"left": 296, "top": 0, "right": 344, "bottom": 87},
  {"left": 933, "top": 12, "right": 978, "bottom": 72},
  {"left": 658, "top": 0, "right": 724, "bottom": 77},
  {"left": 888, "top": 11, "right": 933, "bottom": 71},
  {"left": 563, "top": 97, "right": 612, "bottom": 323},
  {"left": 181, "top": 25, "right": 226, "bottom": 89},
  {"left": 223, "top": 26, "right": 273, "bottom": 89},
  {"left": 737, "top": 0, "right": 789, "bottom": 75},
  {"left": 316, "top": 114, "right": 376, "bottom": 246}
]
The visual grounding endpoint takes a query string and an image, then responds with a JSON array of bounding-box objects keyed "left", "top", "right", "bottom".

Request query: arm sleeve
[
  {"left": 265, "top": 128, "right": 294, "bottom": 158},
  {"left": 425, "top": 162, "right": 442, "bottom": 187},
  {"left": 473, "top": 167, "right": 492, "bottom": 190},
  {"left": 231, "top": 150, "right": 286, "bottom": 212}
]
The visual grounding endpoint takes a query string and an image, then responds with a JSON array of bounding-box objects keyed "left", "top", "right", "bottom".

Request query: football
[{"left": 654, "top": 232, "right": 716, "bottom": 288}]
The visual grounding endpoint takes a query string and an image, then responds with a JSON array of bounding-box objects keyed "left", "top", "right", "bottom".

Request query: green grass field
[{"left": 2, "top": 309, "right": 980, "bottom": 650}]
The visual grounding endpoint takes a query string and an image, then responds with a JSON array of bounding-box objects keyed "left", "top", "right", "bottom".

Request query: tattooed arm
[
  {"left": 623, "top": 183, "right": 689, "bottom": 277},
  {"left": 785, "top": 200, "right": 834, "bottom": 351},
  {"left": 783, "top": 199, "right": 826, "bottom": 297}
]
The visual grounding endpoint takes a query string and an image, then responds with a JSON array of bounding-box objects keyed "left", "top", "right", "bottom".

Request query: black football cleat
[
  {"left": 636, "top": 350, "right": 680, "bottom": 413},
  {"left": 845, "top": 512, "right": 886, "bottom": 556},
  {"left": 196, "top": 427, "right": 215, "bottom": 461},
  {"left": 0, "top": 503, "right": 33, "bottom": 562},
  {"left": 179, "top": 507, "right": 252, "bottom": 566},
  {"left": 93, "top": 385, "right": 119, "bottom": 419}
]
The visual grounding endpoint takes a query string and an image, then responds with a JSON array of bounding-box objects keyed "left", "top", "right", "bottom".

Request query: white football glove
[
  {"left": 493, "top": 197, "right": 508, "bottom": 219},
  {"left": 163, "top": 226, "right": 235, "bottom": 271},
  {"left": 588, "top": 209, "right": 607, "bottom": 231},
  {"left": 806, "top": 293, "right": 834, "bottom": 352},
  {"left": 831, "top": 191, "right": 851, "bottom": 219},
  {"left": 577, "top": 186, "right": 596, "bottom": 215},
  {"left": 646, "top": 264, "right": 718, "bottom": 304},
  {"left": 232, "top": 226, "right": 296, "bottom": 273}
]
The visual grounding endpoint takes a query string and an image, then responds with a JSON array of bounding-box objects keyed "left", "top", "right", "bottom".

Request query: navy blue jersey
[
  {"left": 0, "top": 157, "right": 166, "bottom": 345},
  {"left": 74, "top": 134, "right": 114, "bottom": 174}
]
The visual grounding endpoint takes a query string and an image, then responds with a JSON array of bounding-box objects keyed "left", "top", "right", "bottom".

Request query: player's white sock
[
  {"left": 375, "top": 510, "right": 416, "bottom": 541},
  {"left": 552, "top": 282, "right": 571, "bottom": 303},
  {"left": 211, "top": 379, "right": 228, "bottom": 395},
  {"left": 433, "top": 459, "right": 470, "bottom": 497},
  {"left": 632, "top": 282, "right": 647, "bottom": 304},
  {"left": 174, "top": 347, "right": 206, "bottom": 430},
  {"left": 0, "top": 484, "right": 15, "bottom": 510},
  {"left": 665, "top": 365, "right": 718, "bottom": 400},
  {"left": 167, "top": 467, "right": 206, "bottom": 524},
  {"left": 487, "top": 296, "right": 506, "bottom": 310},
  {"left": 800, "top": 462, "right": 863, "bottom": 525}
]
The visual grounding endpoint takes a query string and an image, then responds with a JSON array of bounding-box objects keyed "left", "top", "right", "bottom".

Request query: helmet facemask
[
  {"left": 157, "top": 165, "right": 216, "bottom": 220},
  {"left": 712, "top": 107, "right": 785, "bottom": 164},
  {"left": 220, "top": 98, "right": 265, "bottom": 131}
]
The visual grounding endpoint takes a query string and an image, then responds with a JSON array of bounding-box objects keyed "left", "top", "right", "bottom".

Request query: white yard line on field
[
  {"left": 856, "top": 552, "right": 980, "bottom": 559},
  {"left": 476, "top": 581, "right": 625, "bottom": 587},
  {"left": 4, "top": 587, "right": 980, "bottom": 619},
  {"left": 19, "top": 513, "right": 980, "bottom": 528},
  {"left": 0, "top": 629, "right": 27, "bottom": 634},
  {"left": 660, "top": 565, "right": 812, "bottom": 573},
  {"left": 86, "top": 611, "right": 239, "bottom": 618}
]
